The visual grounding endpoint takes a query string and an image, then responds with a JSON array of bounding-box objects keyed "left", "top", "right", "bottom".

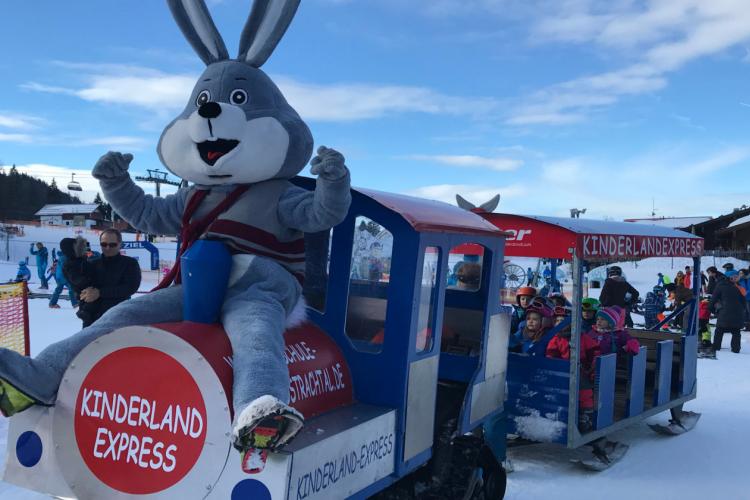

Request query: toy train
[{"left": 3, "top": 179, "right": 704, "bottom": 498}]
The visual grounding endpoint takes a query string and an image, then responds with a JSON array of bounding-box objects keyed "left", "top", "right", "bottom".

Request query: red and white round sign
[
  {"left": 53, "top": 325, "right": 232, "bottom": 498},
  {"left": 74, "top": 347, "right": 207, "bottom": 494}
]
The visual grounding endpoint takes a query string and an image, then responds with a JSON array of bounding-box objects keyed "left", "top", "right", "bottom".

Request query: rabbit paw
[
  {"left": 310, "top": 146, "right": 348, "bottom": 181},
  {"left": 92, "top": 151, "right": 133, "bottom": 180}
]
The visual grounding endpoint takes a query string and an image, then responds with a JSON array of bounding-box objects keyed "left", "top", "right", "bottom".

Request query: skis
[
  {"left": 649, "top": 411, "right": 701, "bottom": 436},
  {"left": 697, "top": 349, "right": 717, "bottom": 360},
  {"left": 572, "top": 440, "right": 629, "bottom": 471}
]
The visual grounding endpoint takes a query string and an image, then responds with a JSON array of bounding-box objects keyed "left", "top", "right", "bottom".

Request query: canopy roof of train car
[
  {"left": 479, "top": 213, "right": 704, "bottom": 260},
  {"left": 356, "top": 187, "right": 504, "bottom": 237}
]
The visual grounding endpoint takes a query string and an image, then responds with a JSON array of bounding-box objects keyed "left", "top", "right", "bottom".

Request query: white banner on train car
[{"left": 288, "top": 411, "right": 396, "bottom": 500}]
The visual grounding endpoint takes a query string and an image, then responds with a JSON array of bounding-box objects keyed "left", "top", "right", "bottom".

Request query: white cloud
[
  {"left": 275, "top": 77, "right": 498, "bottom": 121},
  {"left": 405, "top": 154, "right": 522, "bottom": 171},
  {"left": 23, "top": 63, "right": 498, "bottom": 122},
  {"left": 524, "top": 145, "right": 750, "bottom": 218},
  {"left": 63, "top": 136, "right": 151, "bottom": 149},
  {"left": 508, "top": 0, "right": 750, "bottom": 125},
  {"left": 0, "top": 133, "right": 33, "bottom": 143},
  {"left": 0, "top": 112, "right": 44, "bottom": 131}
]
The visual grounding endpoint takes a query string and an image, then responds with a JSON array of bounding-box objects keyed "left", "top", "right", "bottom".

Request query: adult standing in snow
[
  {"left": 29, "top": 242, "right": 49, "bottom": 289},
  {"left": 710, "top": 270, "right": 746, "bottom": 354},
  {"left": 48, "top": 238, "right": 79, "bottom": 309},
  {"left": 599, "top": 266, "right": 640, "bottom": 328},
  {"left": 78, "top": 228, "right": 141, "bottom": 324},
  {"left": 705, "top": 266, "right": 725, "bottom": 296},
  {"left": 738, "top": 269, "right": 750, "bottom": 331},
  {"left": 683, "top": 266, "right": 692, "bottom": 290}
]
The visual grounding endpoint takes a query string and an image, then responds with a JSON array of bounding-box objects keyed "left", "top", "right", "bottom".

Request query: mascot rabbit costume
[{"left": 0, "top": 0, "right": 351, "bottom": 471}]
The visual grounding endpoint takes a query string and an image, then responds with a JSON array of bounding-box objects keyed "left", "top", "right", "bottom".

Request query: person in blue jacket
[
  {"left": 29, "top": 242, "right": 50, "bottom": 289},
  {"left": 48, "top": 238, "right": 79, "bottom": 309},
  {"left": 14, "top": 261, "right": 31, "bottom": 283}
]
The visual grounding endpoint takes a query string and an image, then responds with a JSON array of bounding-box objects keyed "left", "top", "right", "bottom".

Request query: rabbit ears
[
  {"left": 167, "top": 0, "right": 301, "bottom": 67},
  {"left": 456, "top": 194, "right": 500, "bottom": 213}
]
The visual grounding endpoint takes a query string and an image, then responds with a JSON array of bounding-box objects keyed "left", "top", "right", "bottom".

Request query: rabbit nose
[{"left": 198, "top": 102, "right": 222, "bottom": 119}]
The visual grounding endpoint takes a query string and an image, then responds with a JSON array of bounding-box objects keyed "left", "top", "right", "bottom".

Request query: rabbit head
[{"left": 158, "top": 0, "right": 312, "bottom": 186}]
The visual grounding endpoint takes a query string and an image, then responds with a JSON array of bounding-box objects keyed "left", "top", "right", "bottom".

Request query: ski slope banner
[{"left": 0, "top": 282, "right": 30, "bottom": 356}]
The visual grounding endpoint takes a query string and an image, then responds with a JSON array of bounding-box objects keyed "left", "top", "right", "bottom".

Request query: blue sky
[{"left": 1, "top": 0, "right": 749, "bottom": 219}]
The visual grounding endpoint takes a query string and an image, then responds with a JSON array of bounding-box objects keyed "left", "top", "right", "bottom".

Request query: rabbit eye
[
  {"left": 230, "top": 89, "right": 248, "bottom": 105},
  {"left": 196, "top": 90, "right": 211, "bottom": 107}
]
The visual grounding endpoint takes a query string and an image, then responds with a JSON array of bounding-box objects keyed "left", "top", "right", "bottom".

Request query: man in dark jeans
[
  {"left": 599, "top": 265, "right": 640, "bottom": 328},
  {"left": 710, "top": 270, "right": 746, "bottom": 354},
  {"left": 79, "top": 228, "right": 141, "bottom": 324}
]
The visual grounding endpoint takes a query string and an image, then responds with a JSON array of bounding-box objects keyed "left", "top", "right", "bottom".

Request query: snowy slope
[
  {"left": 2, "top": 224, "right": 178, "bottom": 271},
  {"left": 1, "top": 259, "right": 749, "bottom": 499}
]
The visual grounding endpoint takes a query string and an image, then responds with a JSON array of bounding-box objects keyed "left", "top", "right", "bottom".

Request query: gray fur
[
  {"left": 238, "top": 0, "right": 301, "bottom": 67},
  {"left": 156, "top": 60, "right": 313, "bottom": 184},
  {"left": 455, "top": 193, "right": 500, "bottom": 213},
  {"left": 167, "top": 0, "right": 229, "bottom": 64},
  {"left": 480, "top": 194, "right": 500, "bottom": 213},
  {"left": 456, "top": 194, "right": 476, "bottom": 211}
]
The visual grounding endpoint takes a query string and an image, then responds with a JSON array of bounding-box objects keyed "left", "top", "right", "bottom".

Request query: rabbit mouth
[{"left": 197, "top": 139, "right": 240, "bottom": 166}]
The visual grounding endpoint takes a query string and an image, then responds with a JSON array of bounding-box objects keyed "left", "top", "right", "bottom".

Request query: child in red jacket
[{"left": 546, "top": 306, "right": 600, "bottom": 432}]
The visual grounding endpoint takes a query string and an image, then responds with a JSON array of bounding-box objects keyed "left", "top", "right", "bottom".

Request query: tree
[
  {"left": 94, "top": 192, "right": 112, "bottom": 220},
  {"left": 50, "top": 178, "right": 59, "bottom": 190}
]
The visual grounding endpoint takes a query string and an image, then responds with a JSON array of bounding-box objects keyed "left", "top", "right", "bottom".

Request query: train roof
[
  {"left": 481, "top": 213, "right": 704, "bottom": 260},
  {"left": 356, "top": 187, "right": 503, "bottom": 237},
  {"left": 292, "top": 177, "right": 504, "bottom": 238}
]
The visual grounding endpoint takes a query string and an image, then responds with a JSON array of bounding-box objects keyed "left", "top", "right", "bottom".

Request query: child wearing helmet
[
  {"left": 511, "top": 286, "right": 537, "bottom": 333},
  {"left": 585, "top": 306, "right": 640, "bottom": 355},
  {"left": 15, "top": 261, "right": 31, "bottom": 283},
  {"left": 546, "top": 305, "right": 600, "bottom": 433},
  {"left": 548, "top": 292, "right": 568, "bottom": 308},
  {"left": 509, "top": 299, "right": 554, "bottom": 355},
  {"left": 581, "top": 297, "right": 599, "bottom": 332}
]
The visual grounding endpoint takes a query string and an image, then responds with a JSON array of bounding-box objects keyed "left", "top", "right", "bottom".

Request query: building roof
[
  {"left": 34, "top": 204, "right": 100, "bottom": 216},
  {"left": 728, "top": 214, "right": 750, "bottom": 229},
  {"left": 623, "top": 216, "right": 712, "bottom": 229}
]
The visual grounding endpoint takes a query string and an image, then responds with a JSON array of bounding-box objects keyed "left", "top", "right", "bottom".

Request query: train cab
[{"left": 3, "top": 179, "right": 510, "bottom": 499}]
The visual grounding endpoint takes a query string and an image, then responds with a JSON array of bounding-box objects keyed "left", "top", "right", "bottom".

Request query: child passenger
[
  {"left": 511, "top": 286, "right": 537, "bottom": 334},
  {"left": 581, "top": 298, "right": 599, "bottom": 332},
  {"left": 546, "top": 305, "right": 600, "bottom": 432},
  {"left": 585, "top": 306, "right": 640, "bottom": 355},
  {"left": 509, "top": 300, "right": 553, "bottom": 355}
]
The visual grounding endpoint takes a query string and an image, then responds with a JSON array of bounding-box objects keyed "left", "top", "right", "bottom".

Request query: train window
[
  {"left": 415, "top": 247, "right": 440, "bottom": 353},
  {"left": 345, "top": 216, "right": 393, "bottom": 353},
  {"left": 302, "top": 229, "right": 333, "bottom": 313},
  {"left": 446, "top": 244, "right": 483, "bottom": 292},
  {"left": 441, "top": 244, "right": 487, "bottom": 356}
]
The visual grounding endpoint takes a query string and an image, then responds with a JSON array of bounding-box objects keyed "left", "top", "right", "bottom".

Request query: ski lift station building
[{"left": 34, "top": 204, "right": 104, "bottom": 229}]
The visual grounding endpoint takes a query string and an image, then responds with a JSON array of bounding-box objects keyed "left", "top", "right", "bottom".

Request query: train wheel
[{"left": 463, "top": 445, "right": 506, "bottom": 500}]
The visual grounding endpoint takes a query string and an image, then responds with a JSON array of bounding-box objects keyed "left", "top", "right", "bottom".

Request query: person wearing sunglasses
[{"left": 77, "top": 228, "right": 141, "bottom": 325}]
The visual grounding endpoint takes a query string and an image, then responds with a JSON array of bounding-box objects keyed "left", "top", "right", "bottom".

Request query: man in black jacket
[
  {"left": 599, "top": 266, "right": 640, "bottom": 327},
  {"left": 710, "top": 270, "right": 746, "bottom": 354},
  {"left": 705, "top": 266, "right": 725, "bottom": 296},
  {"left": 79, "top": 229, "right": 141, "bottom": 324}
]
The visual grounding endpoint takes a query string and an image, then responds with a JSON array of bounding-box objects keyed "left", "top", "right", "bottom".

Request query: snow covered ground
[{"left": 0, "top": 257, "right": 749, "bottom": 498}]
